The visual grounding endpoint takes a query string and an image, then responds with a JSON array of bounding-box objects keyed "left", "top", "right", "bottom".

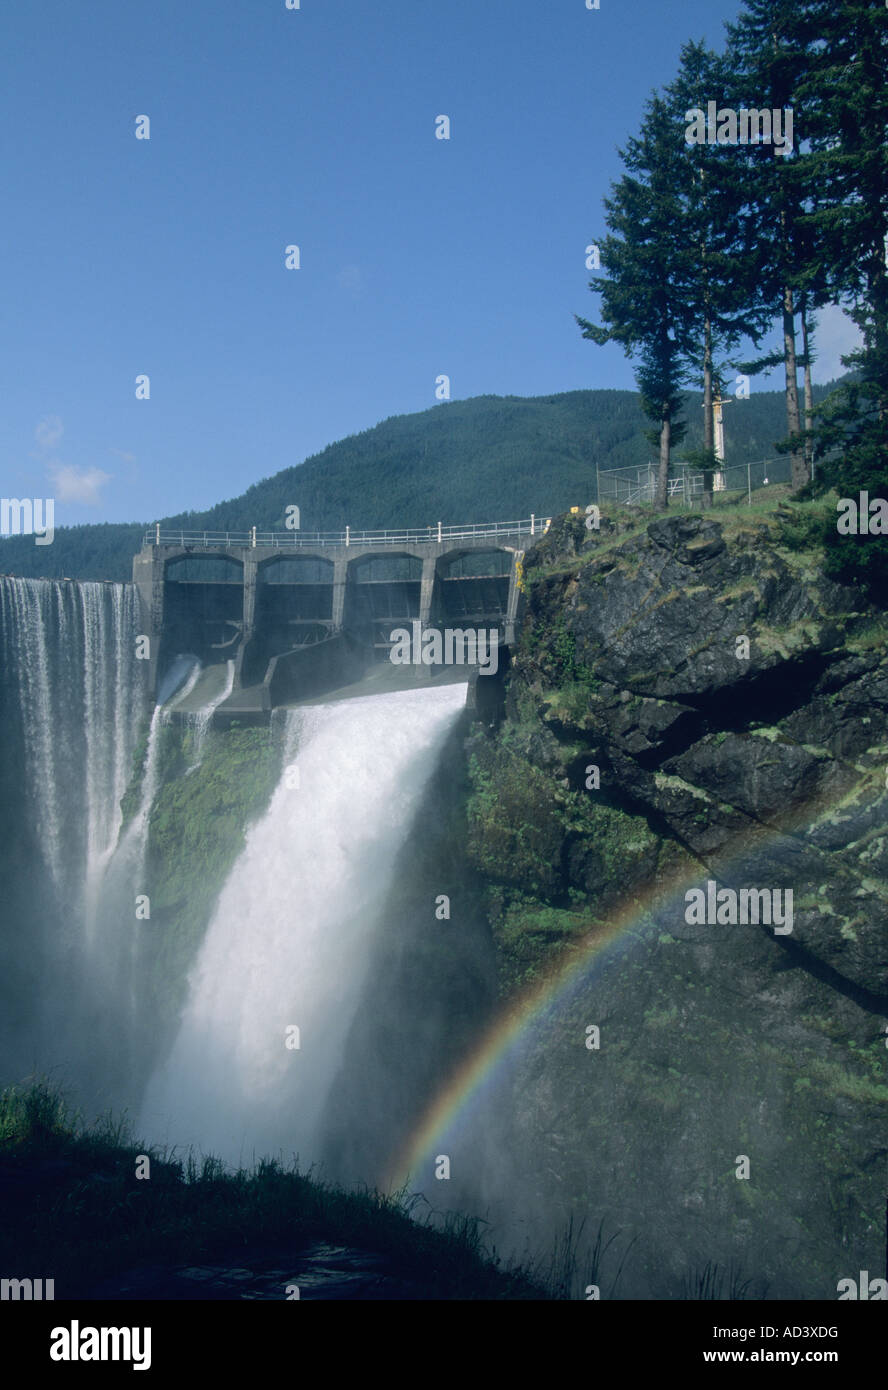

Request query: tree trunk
[
  {"left": 867, "top": 242, "right": 888, "bottom": 422},
  {"left": 861, "top": 30, "right": 888, "bottom": 422},
  {"left": 783, "top": 284, "right": 807, "bottom": 491},
  {"left": 656, "top": 412, "right": 671, "bottom": 510},
  {"left": 800, "top": 297, "right": 815, "bottom": 473},
  {"left": 697, "top": 162, "right": 714, "bottom": 510},
  {"left": 702, "top": 312, "right": 714, "bottom": 508}
]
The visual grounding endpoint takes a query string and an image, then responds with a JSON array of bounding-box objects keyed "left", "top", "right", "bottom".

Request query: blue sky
[{"left": 0, "top": 0, "right": 860, "bottom": 527}]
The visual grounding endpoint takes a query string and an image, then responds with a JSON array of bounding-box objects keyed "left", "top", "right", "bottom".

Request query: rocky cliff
[{"left": 463, "top": 503, "right": 887, "bottom": 1298}]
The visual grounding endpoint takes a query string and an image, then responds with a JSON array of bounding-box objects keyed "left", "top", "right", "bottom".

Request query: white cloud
[
  {"left": 810, "top": 303, "right": 864, "bottom": 383},
  {"left": 34, "top": 415, "right": 64, "bottom": 450},
  {"left": 49, "top": 464, "right": 112, "bottom": 506}
]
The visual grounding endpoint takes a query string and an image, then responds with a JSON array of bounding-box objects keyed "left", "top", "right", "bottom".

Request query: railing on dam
[{"left": 142, "top": 517, "right": 552, "bottom": 549}]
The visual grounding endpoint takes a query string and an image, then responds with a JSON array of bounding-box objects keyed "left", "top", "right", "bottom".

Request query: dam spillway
[{"left": 132, "top": 518, "right": 545, "bottom": 718}]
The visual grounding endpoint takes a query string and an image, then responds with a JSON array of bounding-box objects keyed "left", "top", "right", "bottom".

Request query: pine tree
[
  {"left": 576, "top": 95, "right": 698, "bottom": 509},
  {"left": 721, "top": 0, "right": 829, "bottom": 491},
  {"left": 800, "top": 0, "right": 888, "bottom": 494},
  {"left": 668, "top": 41, "right": 772, "bottom": 504}
]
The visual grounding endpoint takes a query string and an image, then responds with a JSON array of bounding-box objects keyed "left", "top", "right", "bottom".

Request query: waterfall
[
  {"left": 106, "top": 653, "right": 205, "bottom": 1008},
  {"left": 0, "top": 576, "right": 148, "bottom": 1101},
  {"left": 0, "top": 577, "right": 147, "bottom": 914},
  {"left": 80, "top": 584, "right": 147, "bottom": 902},
  {"left": 185, "top": 659, "right": 235, "bottom": 767},
  {"left": 0, "top": 582, "right": 469, "bottom": 1178},
  {"left": 119, "top": 704, "right": 166, "bottom": 898},
  {"left": 140, "top": 682, "right": 467, "bottom": 1166},
  {"left": 113, "top": 654, "right": 204, "bottom": 890}
]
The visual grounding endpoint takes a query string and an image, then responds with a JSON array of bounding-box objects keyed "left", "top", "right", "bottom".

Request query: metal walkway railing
[{"left": 142, "top": 517, "right": 552, "bottom": 549}]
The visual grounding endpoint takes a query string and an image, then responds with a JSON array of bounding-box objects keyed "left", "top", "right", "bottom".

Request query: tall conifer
[{"left": 577, "top": 97, "right": 699, "bottom": 509}]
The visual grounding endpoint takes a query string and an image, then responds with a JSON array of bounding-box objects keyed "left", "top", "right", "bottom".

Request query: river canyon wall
[{"left": 436, "top": 506, "right": 887, "bottom": 1297}]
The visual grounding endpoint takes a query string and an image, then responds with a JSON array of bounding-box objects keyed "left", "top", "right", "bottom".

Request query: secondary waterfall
[
  {"left": 0, "top": 576, "right": 148, "bottom": 1099},
  {"left": 112, "top": 654, "right": 204, "bottom": 898},
  {"left": 141, "top": 682, "right": 467, "bottom": 1167},
  {"left": 184, "top": 660, "right": 235, "bottom": 768},
  {"left": 0, "top": 577, "right": 147, "bottom": 919}
]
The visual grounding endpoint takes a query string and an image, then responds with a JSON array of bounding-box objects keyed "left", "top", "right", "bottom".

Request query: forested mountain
[{"left": 1, "top": 381, "right": 839, "bottom": 581}]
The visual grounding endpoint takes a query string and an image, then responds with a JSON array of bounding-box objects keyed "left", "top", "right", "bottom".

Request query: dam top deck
[{"left": 143, "top": 516, "right": 550, "bottom": 552}]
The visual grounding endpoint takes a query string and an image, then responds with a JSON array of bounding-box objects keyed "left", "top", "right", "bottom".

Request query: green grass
[
  {"left": 526, "top": 491, "right": 839, "bottom": 605},
  {"left": 0, "top": 1081, "right": 558, "bottom": 1300},
  {"left": 683, "top": 1260, "right": 759, "bottom": 1300}
]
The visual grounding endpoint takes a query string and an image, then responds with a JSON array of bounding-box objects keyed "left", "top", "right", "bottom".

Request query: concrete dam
[{"left": 132, "top": 517, "right": 549, "bottom": 722}]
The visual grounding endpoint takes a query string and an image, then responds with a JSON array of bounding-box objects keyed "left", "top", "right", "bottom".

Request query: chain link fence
[{"left": 598, "top": 456, "right": 794, "bottom": 507}]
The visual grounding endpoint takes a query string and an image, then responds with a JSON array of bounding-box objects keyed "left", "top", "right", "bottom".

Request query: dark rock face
[
  {"left": 521, "top": 511, "right": 888, "bottom": 999},
  {"left": 462, "top": 508, "right": 887, "bottom": 1298}
]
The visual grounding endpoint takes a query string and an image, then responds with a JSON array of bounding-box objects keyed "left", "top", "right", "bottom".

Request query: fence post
[
  {"left": 155, "top": 522, "right": 160, "bottom": 546},
  {"left": 437, "top": 520, "right": 442, "bottom": 543},
  {"left": 531, "top": 513, "right": 535, "bottom": 536},
  {"left": 346, "top": 525, "right": 350, "bottom": 547}
]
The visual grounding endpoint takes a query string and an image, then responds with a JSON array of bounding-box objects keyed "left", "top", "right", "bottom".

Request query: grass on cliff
[
  {"left": 526, "top": 488, "right": 838, "bottom": 577},
  {"left": 0, "top": 1080, "right": 556, "bottom": 1300}
]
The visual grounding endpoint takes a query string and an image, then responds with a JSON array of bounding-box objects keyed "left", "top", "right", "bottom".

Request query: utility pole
[{"left": 713, "top": 394, "right": 731, "bottom": 492}]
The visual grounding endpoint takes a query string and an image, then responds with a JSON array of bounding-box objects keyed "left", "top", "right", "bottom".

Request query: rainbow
[
  {"left": 382, "top": 773, "right": 878, "bottom": 1192},
  {"left": 383, "top": 866, "right": 686, "bottom": 1191}
]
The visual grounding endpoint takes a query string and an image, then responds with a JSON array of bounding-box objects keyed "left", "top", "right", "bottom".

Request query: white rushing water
[
  {"left": 119, "top": 704, "right": 166, "bottom": 898},
  {"left": 0, "top": 577, "right": 147, "bottom": 910},
  {"left": 111, "top": 657, "right": 201, "bottom": 894},
  {"left": 141, "top": 682, "right": 467, "bottom": 1166},
  {"left": 0, "top": 577, "right": 149, "bottom": 1101},
  {"left": 185, "top": 660, "right": 235, "bottom": 768}
]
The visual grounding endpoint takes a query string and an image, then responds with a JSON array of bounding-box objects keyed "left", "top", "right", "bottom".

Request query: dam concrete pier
[{"left": 133, "top": 518, "right": 547, "bottom": 719}]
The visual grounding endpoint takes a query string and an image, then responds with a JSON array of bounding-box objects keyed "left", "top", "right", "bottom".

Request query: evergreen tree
[
  {"left": 721, "top": 1, "right": 821, "bottom": 489},
  {"left": 576, "top": 95, "right": 697, "bottom": 509},
  {"left": 793, "top": 0, "right": 888, "bottom": 596},
  {"left": 669, "top": 41, "right": 772, "bottom": 504},
  {"left": 800, "top": 0, "right": 888, "bottom": 494}
]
